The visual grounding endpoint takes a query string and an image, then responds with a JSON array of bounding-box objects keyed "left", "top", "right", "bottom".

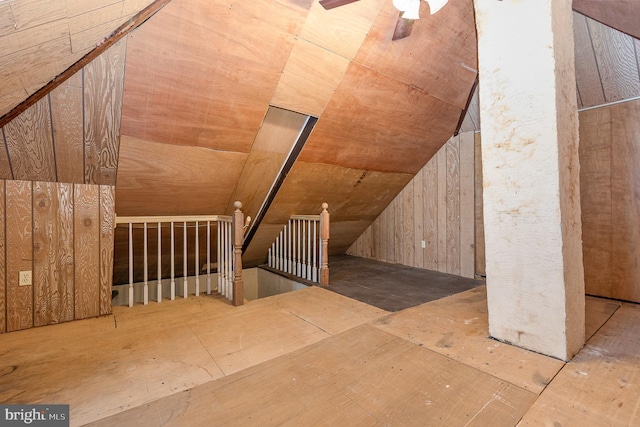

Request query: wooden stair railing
[
  {"left": 115, "top": 201, "right": 246, "bottom": 306},
  {"left": 267, "top": 203, "right": 330, "bottom": 286}
]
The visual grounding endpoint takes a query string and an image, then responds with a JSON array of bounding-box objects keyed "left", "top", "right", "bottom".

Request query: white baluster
[
  {"left": 170, "top": 221, "right": 175, "bottom": 300},
  {"left": 217, "top": 221, "right": 222, "bottom": 294},
  {"left": 226, "top": 222, "right": 232, "bottom": 300},
  {"left": 312, "top": 220, "right": 318, "bottom": 282},
  {"left": 284, "top": 222, "right": 288, "bottom": 273},
  {"left": 157, "top": 222, "right": 162, "bottom": 303},
  {"left": 297, "top": 219, "right": 302, "bottom": 277},
  {"left": 128, "top": 222, "right": 134, "bottom": 307},
  {"left": 195, "top": 221, "right": 200, "bottom": 297},
  {"left": 307, "top": 220, "right": 312, "bottom": 279},
  {"left": 183, "top": 221, "right": 188, "bottom": 298},
  {"left": 207, "top": 221, "right": 211, "bottom": 295},
  {"left": 143, "top": 222, "right": 148, "bottom": 305}
]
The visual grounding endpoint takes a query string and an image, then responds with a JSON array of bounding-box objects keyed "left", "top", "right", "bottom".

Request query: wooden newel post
[
  {"left": 232, "top": 201, "right": 244, "bottom": 306},
  {"left": 319, "top": 202, "right": 330, "bottom": 286}
]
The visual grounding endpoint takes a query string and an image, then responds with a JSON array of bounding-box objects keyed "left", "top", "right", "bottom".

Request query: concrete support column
[{"left": 474, "top": 0, "right": 585, "bottom": 360}]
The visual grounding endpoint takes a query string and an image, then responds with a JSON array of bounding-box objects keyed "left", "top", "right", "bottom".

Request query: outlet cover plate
[{"left": 19, "top": 270, "right": 32, "bottom": 286}]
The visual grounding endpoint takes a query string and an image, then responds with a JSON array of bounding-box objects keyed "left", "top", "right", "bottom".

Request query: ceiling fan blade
[
  {"left": 319, "top": 0, "right": 360, "bottom": 10},
  {"left": 392, "top": 15, "right": 415, "bottom": 40}
]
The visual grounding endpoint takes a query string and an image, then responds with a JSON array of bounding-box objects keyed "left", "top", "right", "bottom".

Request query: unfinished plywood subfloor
[
  {"left": 0, "top": 282, "right": 625, "bottom": 426},
  {"left": 519, "top": 302, "right": 640, "bottom": 426},
  {"left": 90, "top": 325, "right": 537, "bottom": 427},
  {"left": 0, "top": 287, "right": 386, "bottom": 426}
]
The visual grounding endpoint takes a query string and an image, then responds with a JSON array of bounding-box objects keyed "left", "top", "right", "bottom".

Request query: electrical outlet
[
  {"left": 421, "top": 240, "right": 426, "bottom": 249},
  {"left": 19, "top": 271, "right": 32, "bottom": 286}
]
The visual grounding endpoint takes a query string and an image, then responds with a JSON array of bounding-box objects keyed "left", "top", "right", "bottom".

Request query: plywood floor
[{"left": 0, "top": 283, "right": 630, "bottom": 426}]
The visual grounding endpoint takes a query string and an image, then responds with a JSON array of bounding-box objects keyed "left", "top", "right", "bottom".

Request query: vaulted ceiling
[{"left": 0, "top": 0, "right": 639, "bottom": 272}]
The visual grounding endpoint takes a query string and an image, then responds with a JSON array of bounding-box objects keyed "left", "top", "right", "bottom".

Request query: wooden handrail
[{"left": 116, "top": 214, "right": 231, "bottom": 224}]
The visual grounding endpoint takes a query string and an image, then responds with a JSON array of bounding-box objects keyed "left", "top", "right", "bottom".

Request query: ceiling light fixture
[{"left": 392, "top": 0, "right": 449, "bottom": 20}]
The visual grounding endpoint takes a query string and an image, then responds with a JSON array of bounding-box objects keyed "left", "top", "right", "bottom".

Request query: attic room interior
[{"left": 1, "top": 0, "right": 640, "bottom": 425}]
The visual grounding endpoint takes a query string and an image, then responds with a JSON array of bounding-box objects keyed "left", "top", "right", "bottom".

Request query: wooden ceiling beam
[{"left": 0, "top": 0, "right": 173, "bottom": 129}]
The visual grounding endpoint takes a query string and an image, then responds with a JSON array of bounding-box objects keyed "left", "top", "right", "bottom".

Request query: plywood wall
[
  {"left": 580, "top": 99, "right": 640, "bottom": 303},
  {"left": 0, "top": 180, "right": 115, "bottom": 333},
  {"left": 347, "top": 132, "right": 476, "bottom": 279}
]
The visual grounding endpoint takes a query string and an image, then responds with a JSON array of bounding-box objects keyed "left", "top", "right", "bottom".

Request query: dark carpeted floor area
[{"left": 325, "top": 254, "right": 484, "bottom": 311}]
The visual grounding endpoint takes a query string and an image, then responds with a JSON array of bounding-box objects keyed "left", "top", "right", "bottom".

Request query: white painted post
[
  {"left": 297, "top": 219, "right": 302, "bottom": 276},
  {"left": 143, "top": 222, "right": 148, "bottom": 305},
  {"left": 128, "top": 222, "right": 134, "bottom": 307},
  {"left": 170, "top": 221, "right": 175, "bottom": 300},
  {"left": 474, "top": 0, "right": 584, "bottom": 359},
  {"left": 195, "top": 221, "right": 200, "bottom": 297},
  {"left": 183, "top": 221, "right": 188, "bottom": 298},
  {"left": 157, "top": 222, "right": 162, "bottom": 303}
]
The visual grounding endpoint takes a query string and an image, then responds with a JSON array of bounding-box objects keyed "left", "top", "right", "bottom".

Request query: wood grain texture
[
  {"left": 422, "top": 151, "right": 438, "bottom": 270},
  {"left": 33, "top": 182, "right": 74, "bottom": 327},
  {"left": 244, "top": 160, "right": 412, "bottom": 266},
  {"left": 587, "top": 17, "right": 640, "bottom": 104},
  {"left": 459, "top": 132, "right": 475, "bottom": 278},
  {"left": 299, "top": 62, "right": 462, "bottom": 174},
  {"left": 99, "top": 185, "right": 115, "bottom": 315},
  {"left": 5, "top": 180, "right": 33, "bottom": 331},
  {"left": 4, "top": 96, "right": 56, "bottom": 182},
  {"left": 610, "top": 100, "right": 640, "bottom": 302},
  {"left": 579, "top": 106, "right": 612, "bottom": 298},
  {"left": 227, "top": 106, "right": 308, "bottom": 221},
  {"left": 120, "top": 0, "right": 304, "bottom": 152},
  {"left": 356, "top": 0, "right": 477, "bottom": 110},
  {"left": 573, "top": 13, "right": 606, "bottom": 108},
  {"left": 573, "top": 0, "right": 640, "bottom": 40},
  {"left": 84, "top": 38, "right": 127, "bottom": 185},
  {"left": 271, "top": 38, "right": 350, "bottom": 117},
  {"left": 445, "top": 136, "right": 460, "bottom": 275},
  {"left": 74, "top": 184, "right": 100, "bottom": 319},
  {"left": 50, "top": 72, "right": 84, "bottom": 184},
  {"left": 299, "top": 0, "right": 383, "bottom": 60},
  {"left": 0, "top": 128, "right": 13, "bottom": 179},
  {"left": 116, "top": 135, "right": 247, "bottom": 217},
  {"left": 0, "top": 181, "right": 4, "bottom": 333},
  {"left": 347, "top": 133, "right": 477, "bottom": 278}
]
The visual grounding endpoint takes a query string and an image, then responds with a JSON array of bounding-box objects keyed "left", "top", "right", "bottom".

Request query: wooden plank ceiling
[{"left": 0, "top": 0, "right": 157, "bottom": 118}]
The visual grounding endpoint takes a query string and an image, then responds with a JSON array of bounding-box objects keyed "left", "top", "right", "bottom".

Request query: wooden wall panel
[
  {"left": 579, "top": 107, "right": 613, "bottom": 298},
  {"left": 474, "top": 133, "right": 486, "bottom": 277},
  {"left": 0, "top": 128, "right": 13, "bottom": 179},
  {"left": 347, "top": 133, "right": 476, "bottom": 279},
  {"left": 0, "top": 181, "right": 5, "bottom": 333},
  {"left": 445, "top": 137, "right": 460, "bottom": 275},
  {"left": 84, "top": 38, "right": 127, "bottom": 185},
  {"left": 573, "top": 13, "right": 606, "bottom": 108},
  {"left": 610, "top": 100, "right": 640, "bottom": 302},
  {"left": 422, "top": 155, "right": 438, "bottom": 270},
  {"left": 99, "top": 185, "right": 115, "bottom": 315},
  {"left": 5, "top": 180, "right": 33, "bottom": 331},
  {"left": 50, "top": 72, "right": 84, "bottom": 184},
  {"left": 33, "top": 182, "right": 74, "bottom": 326},
  {"left": 459, "top": 132, "right": 475, "bottom": 278},
  {"left": 587, "top": 18, "right": 640, "bottom": 103},
  {"left": 74, "top": 184, "right": 100, "bottom": 319},
  {"left": 4, "top": 97, "right": 56, "bottom": 182}
]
